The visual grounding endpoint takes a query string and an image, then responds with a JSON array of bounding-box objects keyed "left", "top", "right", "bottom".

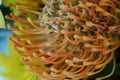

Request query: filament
[{"left": 6, "top": 0, "right": 120, "bottom": 80}]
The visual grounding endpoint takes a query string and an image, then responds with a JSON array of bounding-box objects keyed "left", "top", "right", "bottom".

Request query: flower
[
  {"left": 6, "top": 0, "right": 120, "bottom": 80},
  {"left": 0, "top": 0, "right": 43, "bottom": 80},
  {"left": 3, "top": 0, "right": 39, "bottom": 15},
  {"left": 0, "top": 42, "right": 40, "bottom": 80}
]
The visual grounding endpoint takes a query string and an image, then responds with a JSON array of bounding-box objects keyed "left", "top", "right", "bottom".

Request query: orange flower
[{"left": 6, "top": 0, "right": 120, "bottom": 80}]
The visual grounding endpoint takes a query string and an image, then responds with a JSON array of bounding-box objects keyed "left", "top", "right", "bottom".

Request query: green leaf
[{"left": 0, "top": 10, "right": 5, "bottom": 28}]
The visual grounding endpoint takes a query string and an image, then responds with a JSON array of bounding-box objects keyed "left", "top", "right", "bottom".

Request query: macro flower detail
[
  {"left": 6, "top": 0, "right": 120, "bottom": 80},
  {"left": 0, "top": 42, "right": 39, "bottom": 80}
]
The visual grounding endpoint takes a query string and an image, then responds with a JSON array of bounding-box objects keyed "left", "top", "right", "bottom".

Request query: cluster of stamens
[{"left": 6, "top": 0, "right": 120, "bottom": 80}]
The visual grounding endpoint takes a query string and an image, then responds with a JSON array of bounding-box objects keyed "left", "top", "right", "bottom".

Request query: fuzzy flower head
[{"left": 6, "top": 0, "right": 120, "bottom": 80}]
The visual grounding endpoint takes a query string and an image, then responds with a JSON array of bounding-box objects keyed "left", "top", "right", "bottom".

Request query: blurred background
[
  {"left": 0, "top": 0, "right": 120, "bottom": 80},
  {"left": 0, "top": 0, "right": 37, "bottom": 80}
]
